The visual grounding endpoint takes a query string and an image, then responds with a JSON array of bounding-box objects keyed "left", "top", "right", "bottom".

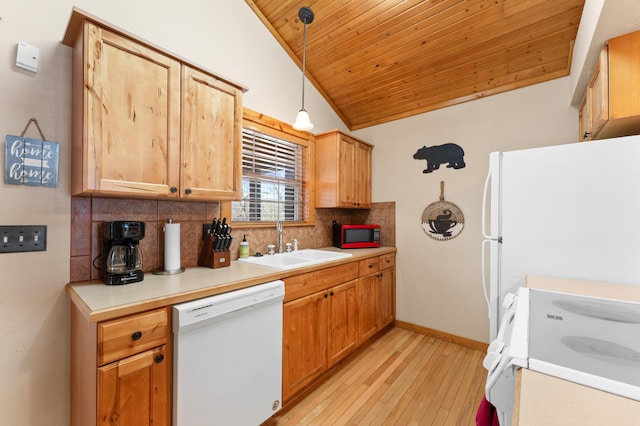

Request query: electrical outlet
[{"left": 0, "top": 226, "right": 47, "bottom": 253}]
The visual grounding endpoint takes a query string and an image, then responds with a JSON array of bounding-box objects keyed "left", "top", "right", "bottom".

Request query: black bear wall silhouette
[{"left": 413, "top": 143, "right": 466, "bottom": 173}]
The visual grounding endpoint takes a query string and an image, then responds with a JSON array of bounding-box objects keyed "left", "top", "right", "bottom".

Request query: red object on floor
[{"left": 476, "top": 396, "right": 500, "bottom": 426}]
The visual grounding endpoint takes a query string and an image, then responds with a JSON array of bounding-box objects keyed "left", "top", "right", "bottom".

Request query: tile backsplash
[{"left": 70, "top": 197, "right": 395, "bottom": 283}]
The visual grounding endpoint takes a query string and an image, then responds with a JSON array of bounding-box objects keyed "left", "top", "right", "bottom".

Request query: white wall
[
  {"left": 0, "top": 0, "right": 626, "bottom": 423},
  {"left": 0, "top": 1, "right": 341, "bottom": 424},
  {"left": 355, "top": 78, "right": 577, "bottom": 342}
]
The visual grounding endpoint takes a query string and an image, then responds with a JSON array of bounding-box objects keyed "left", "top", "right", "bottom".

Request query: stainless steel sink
[{"left": 238, "top": 249, "right": 352, "bottom": 270}]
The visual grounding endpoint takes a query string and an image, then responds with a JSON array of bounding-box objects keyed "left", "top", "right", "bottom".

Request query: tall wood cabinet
[
  {"left": 63, "top": 9, "right": 243, "bottom": 200},
  {"left": 579, "top": 30, "right": 640, "bottom": 141},
  {"left": 315, "top": 130, "right": 373, "bottom": 209},
  {"left": 71, "top": 305, "right": 171, "bottom": 426}
]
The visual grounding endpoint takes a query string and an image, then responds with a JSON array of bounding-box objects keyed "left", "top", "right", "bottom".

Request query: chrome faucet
[{"left": 276, "top": 220, "right": 283, "bottom": 254}]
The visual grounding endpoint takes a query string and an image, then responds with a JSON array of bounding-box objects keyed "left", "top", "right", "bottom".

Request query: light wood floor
[{"left": 268, "top": 327, "right": 487, "bottom": 425}]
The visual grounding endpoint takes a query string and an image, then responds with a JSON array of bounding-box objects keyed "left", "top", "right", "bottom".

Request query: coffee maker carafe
[{"left": 102, "top": 221, "right": 145, "bottom": 285}]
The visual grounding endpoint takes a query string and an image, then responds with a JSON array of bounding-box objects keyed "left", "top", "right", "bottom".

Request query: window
[{"left": 223, "top": 109, "right": 314, "bottom": 227}]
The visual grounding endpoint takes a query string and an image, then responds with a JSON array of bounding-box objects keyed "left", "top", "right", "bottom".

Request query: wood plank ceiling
[{"left": 246, "top": 0, "right": 585, "bottom": 130}]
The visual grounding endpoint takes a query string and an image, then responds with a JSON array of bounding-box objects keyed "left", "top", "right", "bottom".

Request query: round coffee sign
[{"left": 421, "top": 181, "right": 464, "bottom": 241}]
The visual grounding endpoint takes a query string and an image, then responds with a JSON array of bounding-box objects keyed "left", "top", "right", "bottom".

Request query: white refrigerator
[{"left": 481, "top": 135, "right": 640, "bottom": 340}]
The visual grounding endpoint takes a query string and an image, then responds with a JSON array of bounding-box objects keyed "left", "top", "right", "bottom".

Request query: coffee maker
[{"left": 102, "top": 221, "right": 145, "bottom": 285}]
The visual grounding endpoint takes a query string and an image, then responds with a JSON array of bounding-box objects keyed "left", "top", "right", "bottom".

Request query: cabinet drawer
[
  {"left": 358, "top": 257, "right": 379, "bottom": 276},
  {"left": 98, "top": 307, "right": 169, "bottom": 366},
  {"left": 379, "top": 253, "right": 395, "bottom": 270},
  {"left": 285, "top": 263, "right": 358, "bottom": 302}
]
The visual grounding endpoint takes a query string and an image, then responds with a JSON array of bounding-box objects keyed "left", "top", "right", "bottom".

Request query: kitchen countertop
[
  {"left": 66, "top": 246, "right": 396, "bottom": 322},
  {"left": 514, "top": 369, "right": 640, "bottom": 425}
]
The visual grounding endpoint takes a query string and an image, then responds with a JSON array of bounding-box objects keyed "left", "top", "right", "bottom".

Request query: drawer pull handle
[
  {"left": 131, "top": 331, "right": 143, "bottom": 341},
  {"left": 155, "top": 354, "right": 164, "bottom": 364}
]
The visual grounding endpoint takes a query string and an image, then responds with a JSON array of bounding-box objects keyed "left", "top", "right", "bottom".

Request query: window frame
[{"left": 221, "top": 108, "right": 315, "bottom": 228}]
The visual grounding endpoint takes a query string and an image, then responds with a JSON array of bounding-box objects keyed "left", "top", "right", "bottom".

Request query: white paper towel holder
[{"left": 153, "top": 218, "right": 185, "bottom": 275}]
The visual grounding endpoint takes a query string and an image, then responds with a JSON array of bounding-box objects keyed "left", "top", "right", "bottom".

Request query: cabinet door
[
  {"left": 578, "top": 96, "right": 591, "bottom": 141},
  {"left": 378, "top": 268, "right": 395, "bottom": 329},
  {"left": 357, "top": 274, "right": 379, "bottom": 344},
  {"left": 181, "top": 66, "right": 242, "bottom": 200},
  {"left": 590, "top": 47, "right": 610, "bottom": 137},
  {"left": 82, "top": 22, "right": 181, "bottom": 197},
  {"left": 354, "top": 142, "right": 372, "bottom": 208},
  {"left": 98, "top": 345, "right": 169, "bottom": 426},
  {"left": 337, "top": 136, "right": 357, "bottom": 207},
  {"left": 282, "top": 291, "right": 328, "bottom": 401},
  {"left": 327, "top": 280, "right": 358, "bottom": 368}
]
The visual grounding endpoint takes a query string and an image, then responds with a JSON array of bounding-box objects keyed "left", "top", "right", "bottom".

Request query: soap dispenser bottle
[{"left": 239, "top": 235, "right": 250, "bottom": 258}]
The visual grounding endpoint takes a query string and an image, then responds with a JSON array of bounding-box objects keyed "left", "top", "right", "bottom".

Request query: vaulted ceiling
[{"left": 246, "top": 0, "right": 585, "bottom": 130}]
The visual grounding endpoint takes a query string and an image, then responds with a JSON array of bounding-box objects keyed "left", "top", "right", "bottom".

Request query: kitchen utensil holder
[{"left": 198, "top": 234, "right": 230, "bottom": 268}]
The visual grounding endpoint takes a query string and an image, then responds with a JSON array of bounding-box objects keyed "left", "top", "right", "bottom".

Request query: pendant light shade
[{"left": 293, "top": 7, "right": 314, "bottom": 131}]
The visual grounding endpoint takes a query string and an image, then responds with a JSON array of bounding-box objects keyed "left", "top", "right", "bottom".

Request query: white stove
[
  {"left": 483, "top": 287, "right": 640, "bottom": 426},
  {"left": 528, "top": 289, "right": 640, "bottom": 398}
]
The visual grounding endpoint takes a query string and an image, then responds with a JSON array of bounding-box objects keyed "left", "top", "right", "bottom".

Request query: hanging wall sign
[
  {"left": 421, "top": 181, "right": 464, "bottom": 241},
  {"left": 413, "top": 143, "right": 465, "bottom": 173},
  {"left": 4, "top": 118, "right": 59, "bottom": 187}
]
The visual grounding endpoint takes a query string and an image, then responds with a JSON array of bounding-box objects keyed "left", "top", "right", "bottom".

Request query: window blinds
[{"left": 232, "top": 128, "right": 306, "bottom": 222}]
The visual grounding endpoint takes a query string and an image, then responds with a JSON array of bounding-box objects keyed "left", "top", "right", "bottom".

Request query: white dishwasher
[{"left": 173, "top": 280, "right": 284, "bottom": 426}]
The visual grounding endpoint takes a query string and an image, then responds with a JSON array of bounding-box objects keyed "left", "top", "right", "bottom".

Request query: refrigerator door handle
[
  {"left": 482, "top": 168, "right": 493, "bottom": 240},
  {"left": 481, "top": 239, "right": 491, "bottom": 314}
]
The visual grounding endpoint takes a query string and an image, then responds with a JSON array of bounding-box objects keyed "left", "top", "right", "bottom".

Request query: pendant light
[{"left": 293, "top": 6, "right": 314, "bottom": 131}]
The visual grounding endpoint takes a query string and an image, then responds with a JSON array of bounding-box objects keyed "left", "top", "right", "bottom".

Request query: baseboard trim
[{"left": 394, "top": 320, "right": 488, "bottom": 352}]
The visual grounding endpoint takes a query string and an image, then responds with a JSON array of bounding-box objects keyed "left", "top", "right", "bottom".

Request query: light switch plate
[
  {"left": 16, "top": 41, "right": 39, "bottom": 73},
  {"left": 0, "top": 225, "right": 47, "bottom": 253}
]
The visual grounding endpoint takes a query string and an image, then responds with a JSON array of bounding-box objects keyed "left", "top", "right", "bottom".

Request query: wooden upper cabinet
[
  {"left": 579, "top": 30, "right": 640, "bottom": 141},
  {"left": 64, "top": 10, "right": 244, "bottom": 200},
  {"left": 181, "top": 66, "right": 242, "bottom": 199},
  {"left": 75, "top": 22, "right": 181, "bottom": 197},
  {"left": 316, "top": 130, "right": 373, "bottom": 209}
]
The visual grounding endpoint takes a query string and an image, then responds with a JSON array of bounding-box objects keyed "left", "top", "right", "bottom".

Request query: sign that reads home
[{"left": 4, "top": 135, "right": 59, "bottom": 187}]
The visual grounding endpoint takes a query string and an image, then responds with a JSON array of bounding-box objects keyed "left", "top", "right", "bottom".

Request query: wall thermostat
[{"left": 16, "top": 41, "right": 39, "bottom": 73}]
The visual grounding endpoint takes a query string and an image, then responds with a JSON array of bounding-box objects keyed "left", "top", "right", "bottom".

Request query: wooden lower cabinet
[
  {"left": 70, "top": 305, "right": 171, "bottom": 426},
  {"left": 282, "top": 280, "right": 358, "bottom": 401},
  {"left": 357, "top": 253, "right": 396, "bottom": 344},
  {"left": 282, "top": 291, "right": 328, "bottom": 401},
  {"left": 358, "top": 274, "right": 379, "bottom": 343},
  {"left": 327, "top": 280, "right": 359, "bottom": 368},
  {"left": 282, "top": 253, "right": 395, "bottom": 402},
  {"left": 98, "top": 345, "right": 170, "bottom": 425}
]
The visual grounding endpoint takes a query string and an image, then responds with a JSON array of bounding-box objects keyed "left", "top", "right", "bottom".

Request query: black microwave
[{"left": 332, "top": 221, "right": 381, "bottom": 249}]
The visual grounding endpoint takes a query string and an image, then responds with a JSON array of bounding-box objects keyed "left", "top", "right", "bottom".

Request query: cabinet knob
[
  {"left": 131, "top": 331, "right": 142, "bottom": 341},
  {"left": 324, "top": 293, "right": 328, "bottom": 298},
  {"left": 155, "top": 354, "right": 164, "bottom": 364},
  {"left": 185, "top": 188, "right": 192, "bottom": 195},
  {"left": 330, "top": 291, "right": 334, "bottom": 296},
  {"left": 583, "top": 131, "right": 591, "bottom": 140},
  {"left": 170, "top": 187, "right": 178, "bottom": 193}
]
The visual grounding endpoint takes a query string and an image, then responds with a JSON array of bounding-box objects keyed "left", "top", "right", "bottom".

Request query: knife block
[{"left": 198, "top": 234, "right": 230, "bottom": 269}]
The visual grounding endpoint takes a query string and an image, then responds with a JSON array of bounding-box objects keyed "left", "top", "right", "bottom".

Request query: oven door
[{"left": 483, "top": 287, "right": 530, "bottom": 426}]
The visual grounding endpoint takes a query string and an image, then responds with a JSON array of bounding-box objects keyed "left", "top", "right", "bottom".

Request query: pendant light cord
[{"left": 301, "top": 20, "right": 307, "bottom": 111}]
